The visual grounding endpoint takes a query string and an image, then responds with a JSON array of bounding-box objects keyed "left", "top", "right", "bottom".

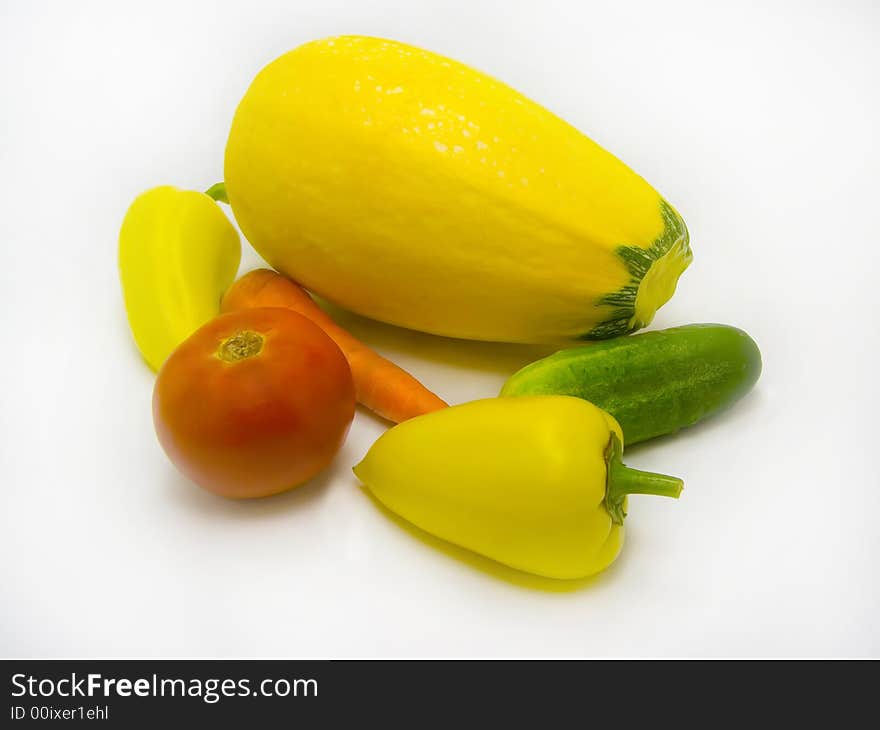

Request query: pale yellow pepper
[
  {"left": 354, "top": 396, "right": 683, "bottom": 580},
  {"left": 119, "top": 185, "right": 240, "bottom": 371}
]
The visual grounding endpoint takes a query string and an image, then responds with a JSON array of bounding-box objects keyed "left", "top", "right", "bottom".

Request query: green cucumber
[{"left": 500, "top": 324, "right": 761, "bottom": 444}]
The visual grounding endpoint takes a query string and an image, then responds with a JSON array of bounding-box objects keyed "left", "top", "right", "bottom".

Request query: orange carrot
[{"left": 221, "top": 269, "right": 448, "bottom": 423}]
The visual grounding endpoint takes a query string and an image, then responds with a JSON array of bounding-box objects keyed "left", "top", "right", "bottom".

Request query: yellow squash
[
  {"left": 119, "top": 186, "right": 241, "bottom": 370},
  {"left": 225, "top": 36, "right": 692, "bottom": 343}
]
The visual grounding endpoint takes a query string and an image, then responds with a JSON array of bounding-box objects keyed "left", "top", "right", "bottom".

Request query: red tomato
[{"left": 153, "top": 307, "right": 355, "bottom": 498}]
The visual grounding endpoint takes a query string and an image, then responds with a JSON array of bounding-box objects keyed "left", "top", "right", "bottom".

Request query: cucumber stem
[
  {"left": 205, "top": 182, "right": 228, "bottom": 203},
  {"left": 604, "top": 433, "right": 682, "bottom": 525}
]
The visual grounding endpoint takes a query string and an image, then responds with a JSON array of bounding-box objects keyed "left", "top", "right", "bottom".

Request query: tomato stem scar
[{"left": 217, "top": 330, "right": 264, "bottom": 362}]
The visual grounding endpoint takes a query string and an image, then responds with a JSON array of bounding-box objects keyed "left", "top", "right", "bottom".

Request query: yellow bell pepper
[
  {"left": 119, "top": 185, "right": 240, "bottom": 371},
  {"left": 354, "top": 396, "right": 683, "bottom": 580}
]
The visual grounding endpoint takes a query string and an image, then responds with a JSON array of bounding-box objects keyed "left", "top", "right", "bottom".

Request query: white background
[{"left": 2, "top": 0, "right": 878, "bottom": 658}]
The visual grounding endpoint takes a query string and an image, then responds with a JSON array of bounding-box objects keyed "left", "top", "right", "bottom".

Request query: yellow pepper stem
[
  {"left": 205, "top": 182, "right": 228, "bottom": 203},
  {"left": 604, "top": 433, "right": 683, "bottom": 525}
]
